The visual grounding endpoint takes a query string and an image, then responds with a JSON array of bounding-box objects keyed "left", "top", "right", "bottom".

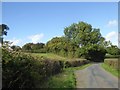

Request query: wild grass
[
  {"left": 101, "top": 58, "right": 120, "bottom": 78},
  {"left": 41, "top": 63, "right": 92, "bottom": 88}
]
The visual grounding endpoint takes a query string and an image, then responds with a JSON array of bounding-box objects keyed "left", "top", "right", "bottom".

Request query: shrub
[
  {"left": 104, "top": 59, "right": 120, "bottom": 70},
  {"left": 2, "top": 48, "right": 64, "bottom": 88},
  {"left": 105, "top": 54, "right": 120, "bottom": 58},
  {"left": 64, "top": 60, "right": 90, "bottom": 68},
  {"left": 84, "top": 45, "right": 106, "bottom": 62}
]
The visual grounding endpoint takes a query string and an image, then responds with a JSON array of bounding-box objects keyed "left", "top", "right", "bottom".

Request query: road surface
[{"left": 75, "top": 63, "right": 118, "bottom": 88}]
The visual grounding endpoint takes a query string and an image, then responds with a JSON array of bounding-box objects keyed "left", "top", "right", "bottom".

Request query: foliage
[
  {"left": 41, "top": 63, "right": 92, "bottom": 88},
  {"left": 102, "top": 59, "right": 120, "bottom": 77},
  {"left": 64, "top": 60, "right": 90, "bottom": 68},
  {"left": 2, "top": 47, "right": 90, "bottom": 88},
  {"left": 106, "top": 45, "right": 120, "bottom": 55},
  {"left": 0, "top": 24, "right": 9, "bottom": 44},
  {"left": 84, "top": 45, "right": 106, "bottom": 62},
  {"left": 46, "top": 37, "right": 79, "bottom": 58},
  {"left": 105, "top": 54, "right": 120, "bottom": 58},
  {"left": 64, "top": 21, "right": 107, "bottom": 62},
  {"left": 22, "top": 43, "right": 46, "bottom": 53},
  {"left": 11, "top": 45, "right": 22, "bottom": 51},
  {"left": 0, "top": 24, "right": 9, "bottom": 36},
  {"left": 104, "top": 59, "right": 120, "bottom": 70},
  {"left": 2, "top": 48, "right": 64, "bottom": 88},
  {"left": 30, "top": 53, "right": 67, "bottom": 61}
]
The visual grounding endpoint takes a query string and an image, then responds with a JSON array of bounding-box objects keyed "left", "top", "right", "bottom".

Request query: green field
[
  {"left": 29, "top": 53, "right": 86, "bottom": 61},
  {"left": 30, "top": 53, "right": 67, "bottom": 61}
]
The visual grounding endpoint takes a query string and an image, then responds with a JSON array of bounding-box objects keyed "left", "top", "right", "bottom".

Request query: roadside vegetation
[
  {"left": 41, "top": 63, "right": 92, "bottom": 88},
  {"left": 2, "top": 47, "right": 90, "bottom": 88},
  {"left": 101, "top": 59, "right": 120, "bottom": 78}
]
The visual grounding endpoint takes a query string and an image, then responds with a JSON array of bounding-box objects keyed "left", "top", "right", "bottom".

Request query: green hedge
[
  {"left": 104, "top": 59, "right": 120, "bottom": 70},
  {"left": 2, "top": 48, "right": 63, "bottom": 88},
  {"left": 64, "top": 60, "right": 90, "bottom": 68},
  {"left": 2, "top": 48, "right": 90, "bottom": 88},
  {"left": 105, "top": 54, "right": 120, "bottom": 58}
]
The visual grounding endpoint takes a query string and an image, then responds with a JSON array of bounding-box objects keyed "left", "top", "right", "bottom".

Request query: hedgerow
[
  {"left": 2, "top": 48, "right": 63, "bottom": 88},
  {"left": 2, "top": 48, "right": 90, "bottom": 88},
  {"left": 104, "top": 59, "right": 120, "bottom": 70}
]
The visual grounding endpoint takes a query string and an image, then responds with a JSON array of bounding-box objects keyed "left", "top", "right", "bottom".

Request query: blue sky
[{"left": 2, "top": 2, "right": 118, "bottom": 47}]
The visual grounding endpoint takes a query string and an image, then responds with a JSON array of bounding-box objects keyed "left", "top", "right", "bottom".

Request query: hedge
[
  {"left": 2, "top": 48, "right": 90, "bottom": 88},
  {"left": 104, "top": 59, "right": 120, "bottom": 70},
  {"left": 2, "top": 48, "right": 63, "bottom": 88}
]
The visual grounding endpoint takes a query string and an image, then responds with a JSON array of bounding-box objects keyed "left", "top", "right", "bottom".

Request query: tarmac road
[{"left": 75, "top": 63, "right": 118, "bottom": 88}]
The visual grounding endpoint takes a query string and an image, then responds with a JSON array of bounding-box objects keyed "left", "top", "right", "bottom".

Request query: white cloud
[
  {"left": 105, "top": 31, "right": 118, "bottom": 46},
  {"left": 8, "top": 38, "right": 21, "bottom": 46},
  {"left": 28, "top": 33, "right": 44, "bottom": 43},
  {"left": 107, "top": 20, "right": 118, "bottom": 27},
  {"left": 105, "top": 31, "right": 117, "bottom": 41}
]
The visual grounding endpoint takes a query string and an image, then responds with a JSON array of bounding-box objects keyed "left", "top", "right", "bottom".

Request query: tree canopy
[
  {"left": 64, "top": 22, "right": 108, "bottom": 61},
  {"left": 22, "top": 43, "right": 46, "bottom": 53},
  {"left": 0, "top": 24, "right": 9, "bottom": 44}
]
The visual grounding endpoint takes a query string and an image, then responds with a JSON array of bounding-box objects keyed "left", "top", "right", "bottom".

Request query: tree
[
  {"left": 22, "top": 43, "right": 46, "bottom": 53},
  {"left": 106, "top": 45, "right": 120, "bottom": 55},
  {"left": 22, "top": 43, "right": 32, "bottom": 52},
  {"left": 0, "top": 24, "right": 9, "bottom": 44},
  {"left": 11, "top": 45, "right": 21, "bottom": 51},
  {"left": 64, "top": 21, "right": 107, "bottom": 62},
  {"left": 46, "top": 37, "right": 79, "bottom": 57}
]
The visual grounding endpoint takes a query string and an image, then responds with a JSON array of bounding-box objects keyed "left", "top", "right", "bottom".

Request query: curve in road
[{"left": 75, "top": 63, "right": 118, "bottom": 88}]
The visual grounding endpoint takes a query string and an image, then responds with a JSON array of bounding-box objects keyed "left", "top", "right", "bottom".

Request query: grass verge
[
  {"left": 101, "top": 63, "right": 120, "bottom": 78},
  {"left": 41, "top": 63, "right": 92, "bottom": 88}
]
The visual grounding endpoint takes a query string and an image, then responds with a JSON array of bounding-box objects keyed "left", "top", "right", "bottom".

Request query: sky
[{"left": 2, "top": 2, "right": 118, "bottom": 47}]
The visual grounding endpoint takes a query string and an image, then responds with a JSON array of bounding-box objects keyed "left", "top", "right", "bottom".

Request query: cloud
[
  {"left": 105, "top": 31, "right": 117, "bottom": 41},
  {"left": 8, "top": 38, "right": 21, "bottom": 46},
  {"left": 28, "top": 33, "right": 44, "bottom": 43},
  {"left": 107, "top": 20, "right": 118, "bottom": 27},
  {"left": 105, "top": 31, "right": 118, "bottom": 46}
]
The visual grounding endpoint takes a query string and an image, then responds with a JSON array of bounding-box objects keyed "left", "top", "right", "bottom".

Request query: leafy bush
[
  {"left": 64, "top": 60, "right": 90, "bottom": 68},
  {"left": 106, "top": 45, "right": 120, "bottom": 55},
  {"left": 2, "top": 47, "right": 90, "bottom": 88},
  {"left": 22, "top": 43, "right": 46, "bottom": 53},
  {"left": 104, "top": 59, "right": 120, "bottom": 70},
  {"left": 105, "top": 54, "right": 120, "bottom": 58},
  {"left": 84, "top": 45, "right": 106, "bottom": 62},
  {"left": 2, "top": 48, "right": 63, "bottom": 88}
]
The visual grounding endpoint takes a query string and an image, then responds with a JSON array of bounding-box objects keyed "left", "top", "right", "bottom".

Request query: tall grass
[{"left": 101, "top": 58, "right": 120, "bottom": 78}]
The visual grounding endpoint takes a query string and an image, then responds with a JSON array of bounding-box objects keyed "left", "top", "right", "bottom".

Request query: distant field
[
  {"left": 29, "top": 53, "right": 86, "bottom": 61},
  {"left": 30, "top": 53, "right": 67, "bottom": 61}
]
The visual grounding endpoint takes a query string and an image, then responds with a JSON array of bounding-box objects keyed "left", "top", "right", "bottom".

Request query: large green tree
[
  {"left": 64, "top": 22, "right": 107, "bottom": 62},
  {"left": 46, "top": 37, "right": 79, "bottom": 57},
  {"left": 22, "top": 43, "right": 45, "bottom": 53},
  {"left": 106, "top": 45, "right": 120, "bottom": 55}
]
